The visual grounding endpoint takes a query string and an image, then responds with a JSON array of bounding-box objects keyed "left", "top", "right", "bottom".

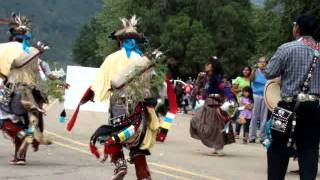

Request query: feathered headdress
[
  {"left": 9, "top": 13, "right": 32, "bottom": 35},
  {"left": 109, "top": 15, "right": 146, "bottom": 43}
]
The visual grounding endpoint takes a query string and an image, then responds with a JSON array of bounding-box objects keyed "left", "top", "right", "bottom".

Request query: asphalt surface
[{"left": 0, "top": 101, "right": 317, "bottom": 180}]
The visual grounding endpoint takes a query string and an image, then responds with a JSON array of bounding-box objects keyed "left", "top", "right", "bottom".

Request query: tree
[
  {"left": 73, "top": 0, "right": 255, "bottom": 77},
  {"left": 251, "top": 0, "right": 320, "bottom": 63},
  {"left": 73, "top": 21, "right": 100, "bottom": 67},
  {"left": 73, "top": 0, "right": 130, "bottom": 67},
  {"left": 278, "top": 0, "right": 320, "bottom": 41},
  {"left": 74, "top": 0, "right": 319, "bottom": 78},
  {"left": 250, "top": 1, "right": 282, "bottom": 62},
  {"left": 127, "top": 0, "right": 255, "bottom": 77}
]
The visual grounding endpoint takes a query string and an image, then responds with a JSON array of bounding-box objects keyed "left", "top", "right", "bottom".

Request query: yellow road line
[
  {"left": 46, "top": 129, "right": 224, "bottom": 180},
  {"left": 44, "top": 100, "right": 220, "bottom": 179},
  {"left": 151, "top": 169, "right": 192, "bottom": 180},
  {"left": 53, "top": 140, "right": 192, "bottom": 180},
  {"left": 45, "top": 130, "right": 88, "bottom": 147},
  {"left": 53, "top": 141, "right": 91, "bottom": 155},
  {"left": 149, "top": 162, "right": 223, "bottom": 180}
]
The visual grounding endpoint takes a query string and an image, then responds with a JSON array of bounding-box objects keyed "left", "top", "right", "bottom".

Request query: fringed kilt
[
  {"left": 0, "top": 83, "right": 47, "bottom": 143},
  {"left": 91, "top": 102, "right": 151, "bottom": 157}
]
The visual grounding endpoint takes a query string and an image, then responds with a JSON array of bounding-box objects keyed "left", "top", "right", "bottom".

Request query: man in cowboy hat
[{"left": 264, "top": 14, "right": 320, "bottom": 180}]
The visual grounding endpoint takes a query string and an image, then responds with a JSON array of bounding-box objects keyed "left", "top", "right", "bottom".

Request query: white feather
[
  {"left": 15, "top": 16, "right": 22, "bottom": 26},
  {"left": 120, "top": 17, "right": 130, "bottom": 28},
  {"left": 120, "top": 17, "right": 126, "bottom": 27},
  {"left": 130, "top": 15, "right": 138, "bottom": 27}
]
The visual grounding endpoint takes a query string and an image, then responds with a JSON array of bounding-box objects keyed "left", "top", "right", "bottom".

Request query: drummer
[{"left": 264, "top": 14, "right": 320, "bottom": 180}]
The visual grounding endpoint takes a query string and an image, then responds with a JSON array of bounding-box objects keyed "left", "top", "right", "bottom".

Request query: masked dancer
[
  {"left": 0, "top": 13, "right": 51, "bottom": 165},
  {"left": 67, "top": 15, "right": 177, "bottom": 180}
]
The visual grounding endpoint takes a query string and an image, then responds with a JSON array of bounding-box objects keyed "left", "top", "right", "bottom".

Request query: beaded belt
[
  {"left": 109, "top": 115, "right": 127, "bottom": 127},
  {"left": 208, "top": 93, "right": 221, "bottom": 98},
  {"left": 109, "top": 103, "right": 144, "bottom": 128}
]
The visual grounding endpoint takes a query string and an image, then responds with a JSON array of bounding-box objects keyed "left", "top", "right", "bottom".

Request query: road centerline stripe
[
  {"left": 46, "top": 129, "right": 224, "bottom": 180},
  {"left": 45, "top": 130, "right": 88, "bottom": 147},
  {"left": 149, "top": 162, "right": 223, "bottom": 180},
  {"left": 52, "top": 140, "right": 193, "bottom": 180},
  {"left": 150, "top": 169, "right": 192, "bottom": 180}
]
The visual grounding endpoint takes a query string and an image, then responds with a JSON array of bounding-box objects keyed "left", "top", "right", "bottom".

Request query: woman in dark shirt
[
  {"left": 190, "top": 56, "right": 235, "bottom": 156},
  {"left": 206, "top": 60, "right": 224, "bottom": 95}
]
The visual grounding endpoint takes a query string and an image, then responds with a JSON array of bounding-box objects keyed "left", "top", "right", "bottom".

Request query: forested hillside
[
  {"left": 2, "top": 0, "right": 319, "bottom": 77},
  {"left": 74, "top": 0, "right": 256, "bottom": 77},
  {"left": 73, "top": 0, "right": 319, "bottom": 78},
  {"left": 0, "top": 0, "right": 263, "bottom": 66},
  {"left": 0, "top": 0, "right": 102, "bottom": 64}
]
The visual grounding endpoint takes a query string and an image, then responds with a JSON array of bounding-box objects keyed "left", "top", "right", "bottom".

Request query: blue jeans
[{"left": 249, "top": 94, "right": 269, "bottom": 140}]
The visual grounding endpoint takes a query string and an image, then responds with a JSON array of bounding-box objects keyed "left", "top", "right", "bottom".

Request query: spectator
[
  {"left": 233, "top": 66, "right": 252, "bottom": 100},
  {"left": 249, "top": 57, "right": 268, "bottom": 143},
  {"left": 264, "top": 15, "right": 320, "bottom": 180},
  {"left": 233, "top": 66, "right": 252, "bottom": 138},
  {"left": 235, "top": 86, "right": 254, "bottom": 144}
]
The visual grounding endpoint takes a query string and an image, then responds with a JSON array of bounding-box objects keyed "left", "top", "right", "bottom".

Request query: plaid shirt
[{"left": 264, "top": 36, "right": 320, "bottom": 97}]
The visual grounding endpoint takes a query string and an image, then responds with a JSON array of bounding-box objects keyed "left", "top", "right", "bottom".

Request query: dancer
[
  {"left": 156, "top": 74, "right": 178, "bottom": 142},
  {"left": 67, "top": 15, "right": 176, "bottom": 180},
  {"left": 0, "top": 13, "right": 52, "bottom": 165},
  {"left": 190, "top": 56, "right": 236, "bottom": 156}
]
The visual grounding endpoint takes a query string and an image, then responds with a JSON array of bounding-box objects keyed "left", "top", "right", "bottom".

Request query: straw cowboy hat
[{"left": 264, "top": 77, "right": 281, "bottom": 111}]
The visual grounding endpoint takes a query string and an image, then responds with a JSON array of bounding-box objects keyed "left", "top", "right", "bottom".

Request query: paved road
[{"left": 0, "top": 101, "right": 316, "bottom": 180}]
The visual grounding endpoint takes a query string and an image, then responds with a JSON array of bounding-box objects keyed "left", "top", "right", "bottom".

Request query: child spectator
[{"left": 235, "top": 86, "right": 254, "bottom": 144}]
